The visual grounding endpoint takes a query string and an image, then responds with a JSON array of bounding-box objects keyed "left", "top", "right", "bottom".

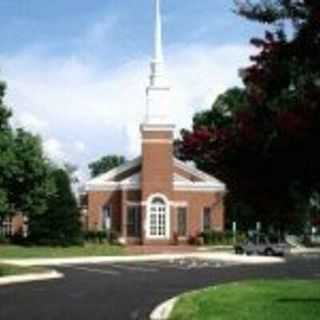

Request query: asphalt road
[{"left": 0, "top": 254, "right": 320, "bottom": 320}]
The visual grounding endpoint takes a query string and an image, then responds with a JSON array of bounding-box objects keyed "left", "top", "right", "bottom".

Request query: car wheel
[
  {"left": 235, "top": 247, "right": 244, "bottom": 255},
  {"left": 265, "top": 248, "right": 274, "bottom": 256}
]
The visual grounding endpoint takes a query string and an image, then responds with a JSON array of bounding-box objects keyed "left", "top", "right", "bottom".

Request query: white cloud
[
  {"left": 1, "top": 37, "right": 253, "bottom": 178},
  {"left": 74, "top": 141, "right": 87, "bottom": 154},
  {"left": 14, "top": 111, "right": 48, "bottom": 134},
  {"left": 43, "top": 138, "right": 68, "bottom": 163}
]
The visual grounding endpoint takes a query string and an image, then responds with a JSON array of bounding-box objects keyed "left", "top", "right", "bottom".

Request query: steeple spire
[
  {"left": 145, "top": 0, "right": 172, "bottom": 125},
  {"left": 154, "top": 0, "right": 164, "bottom": 64},
  {"left": 150, "top": 0, "right": 166, "bottom": 87}
]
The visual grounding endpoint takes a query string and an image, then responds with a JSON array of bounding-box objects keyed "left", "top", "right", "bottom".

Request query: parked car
[{"left": 234, "top": 233, "right": 290, "bottom": 256}]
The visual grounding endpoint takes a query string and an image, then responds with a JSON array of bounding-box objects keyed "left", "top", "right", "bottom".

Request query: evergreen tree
[
  {"left": 29, "top": 167, "right": 82, "bottom": 245},
  {"left": 89, "top": 155, "right": 126, "bottom": 178},
  {"left": 0, "top": 75, "right": 54, "bottom": 230},
  {"left": 0, "top": 79, "right": 14, "bottom": 219}
]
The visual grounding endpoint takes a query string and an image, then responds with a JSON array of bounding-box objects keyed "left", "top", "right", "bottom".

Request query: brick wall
[
  {"left": 141, "top": 128, "right": 174, "bottom": 200},
  {"left": 87, "top": 191, "right": 122, "bottom": 232},
  {"left": 173, "top": 191, "right": 225, "bottom": 236}
]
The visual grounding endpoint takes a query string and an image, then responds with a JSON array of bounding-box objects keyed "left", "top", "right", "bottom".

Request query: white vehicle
[{"left": 235, "top": 233, "right": 290, "bottom": 256}]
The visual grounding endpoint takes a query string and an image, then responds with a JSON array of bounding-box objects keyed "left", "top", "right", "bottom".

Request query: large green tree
[
  {"left": 0, "top": 76, "right": 54, "bottom": 226},
  {"left": 89, "top": 155, "right": 126, "bottom": 178},
  {"left": 28, "top": 167, "right": 82, "bottom": 245},
  {"left": 1, "top": 74, "right": 82, "bottom": 244},
  {"left": 0, "top": 80, "right": 12, "bottom": 218},
  {"left": 176, "top": 0, "right": 320, "bottom": 233}
]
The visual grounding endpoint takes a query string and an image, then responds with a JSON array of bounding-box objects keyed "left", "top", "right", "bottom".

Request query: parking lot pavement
[
  {"left": 1, "top": 255, "right": 320, "bottom": 320},
  {"left": 62, "top": 259, "right": 239, "bottom": 277}
]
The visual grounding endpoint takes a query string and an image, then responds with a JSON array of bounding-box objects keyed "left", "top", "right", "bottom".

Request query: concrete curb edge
[
  {"left": 150, "top": 297, "right": 178, "bottom": 320},
  {"left": 0, "top": 252, "right": 285, "bottom": 267},
  {"left": 0, "top": 270, "right": 64, "bottom": 286}
]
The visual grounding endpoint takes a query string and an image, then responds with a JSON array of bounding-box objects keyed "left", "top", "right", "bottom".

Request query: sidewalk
[
  {"left": 126, "top": 245, "right": 232, "bottom": 255},
  {"left": 0, "top": 252, "right": 285, "bottom": 267}
]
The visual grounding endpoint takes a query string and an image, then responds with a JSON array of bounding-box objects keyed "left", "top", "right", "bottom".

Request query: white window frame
[{"left": 146, "top": 193, "right": 170, "bottom": 239}]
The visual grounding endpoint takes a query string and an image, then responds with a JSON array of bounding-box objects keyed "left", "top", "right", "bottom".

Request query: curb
[
  {"left": 0, "top": 252, "right": 285, "bottom": 267},
  {"left": 0, "top": 270, "right": 64, "bottom": 286},
  {"left": 150, "top": 297, "right": 178, "bottom": 320},
  {"left": 290, "top": 248, "right": 320, "bottom": 255}
]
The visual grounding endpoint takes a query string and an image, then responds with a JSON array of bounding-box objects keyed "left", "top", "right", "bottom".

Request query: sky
[{"left": 0, "top": 0, "right": 267, "bottom": 182}]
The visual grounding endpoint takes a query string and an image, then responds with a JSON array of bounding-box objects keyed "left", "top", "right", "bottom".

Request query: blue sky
[
  {"left": 0, "top": 0, "right": 264, "bottom": 55},
  {"left": 0, "top": 0, "right": 267, "bottom": 182}
]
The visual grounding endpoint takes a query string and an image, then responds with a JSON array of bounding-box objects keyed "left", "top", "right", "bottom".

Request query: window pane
[
  {"left": 149, "top": 200, "right": 167, "bottom": 237},
  {"left": 127, "top": 207, "right": 141, "bottom": 237},
  {"left": 152, "top": 198, "right": 165, "bottom": 206},
  {"left": 203, "top": 207, "right": 211, "bottom": 231},
  {"left": 177, "top": 208, "right": 187, "bottom": 236}
]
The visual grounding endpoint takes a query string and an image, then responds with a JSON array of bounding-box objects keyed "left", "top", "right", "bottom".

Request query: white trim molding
[
  {"left": 140, "top": 123, "right": 175, "bottom": 132},
  {"left": 170, "top": 201, "right": 188, "bottom": 208},
  {"left": 86, "top": 157, "right": 141, "bottom": 189},
  {"left": 143, "top": 139, "right": 173, "bottom": 144},
  {"left": 174, "top": 158, "right": 226, "bottom": 186},
  {"left": 86, "top": 156, "right": 227, "bottom": 194}
]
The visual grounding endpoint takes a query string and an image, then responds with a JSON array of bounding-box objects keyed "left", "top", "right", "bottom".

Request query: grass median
[
  {"left": 169, "top": 280, "right": 320, "bottom": 320},
  {"left": 0, "top": 243, "right": 124, "bottom": 259},
  {"left": 0, "top": 263, "right": 46, "bottom": 277}
]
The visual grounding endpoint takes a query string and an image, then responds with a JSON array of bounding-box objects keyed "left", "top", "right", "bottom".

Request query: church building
[{"left": 85, "top": 0, "right": 227, "bottom": 245}]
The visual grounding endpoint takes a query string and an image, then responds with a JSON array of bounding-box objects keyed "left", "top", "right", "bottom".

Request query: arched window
[{"left": 147, "top": 194, "right": 170, "bottom": 239}]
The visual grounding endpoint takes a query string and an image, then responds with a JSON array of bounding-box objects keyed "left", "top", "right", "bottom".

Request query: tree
[
  {"left": 0, "top": 75, "right": 54, "bottom": 227},
  {"left": 28, "top": 167, "right": 82, "bottom": 245},
  {"left": 176, "top": 0, "right": 320, "bottom": 233},
  {"left": 89, "top": 155, "right": 126, "bottom": 178},
  {"left": 0, "top": 80, "right": 13, "bottom": 219}
]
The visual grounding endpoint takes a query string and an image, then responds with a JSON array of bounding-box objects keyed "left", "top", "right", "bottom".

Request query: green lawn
[
  {"left": 169, "top": 280, "right": 320, "bottom": 320},
  {"left": 0, "top": 243, "right": 124, "bottom": 259},
  {"left": 0, "top": 264, "right": 46, "bottom": 277}
]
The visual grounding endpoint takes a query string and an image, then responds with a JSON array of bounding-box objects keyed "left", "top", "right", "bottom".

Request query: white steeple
[{"left": 145, "top": 0, "right": 172, "bottom": 126}]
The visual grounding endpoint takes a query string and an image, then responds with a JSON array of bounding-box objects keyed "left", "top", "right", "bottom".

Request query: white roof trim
[
  {"left": 174, "top": 184, "right": 226, "bottom": 192},
  {"left": 86, "top": 156, "right": 226, "bottom": 193},
  {"left": 86, "top": 157, "right": 141, "bottom": 187},
  {"left": 174, "top": 158, "right": 225, "bottom": 185},
  {"left": 174, "top": 173, "right": 191, "bottom": 183}
]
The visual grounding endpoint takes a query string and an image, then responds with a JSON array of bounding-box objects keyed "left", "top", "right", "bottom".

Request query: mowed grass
[
  {"left": 169, "top": 280, "right": 320, "bottom": 320},
  {"left": 0, "top": 243, "right": 124, "bottom": 259},
  {"left": 0, "top": 264, "right": 46, "bottom": 277}
]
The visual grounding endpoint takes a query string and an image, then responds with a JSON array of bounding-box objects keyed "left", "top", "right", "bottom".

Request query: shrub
[
  {"left": 84, "top": 231, "right": 109, "bottom": 244},
  {"left": 201, "top": 230, "right": 247, "bottom": 246},
  {"left": 0, "top": 233, "right": 9, "bottom": 245},
  {"left": 188, "top": 231, "right": 203, "bottom": 246}
]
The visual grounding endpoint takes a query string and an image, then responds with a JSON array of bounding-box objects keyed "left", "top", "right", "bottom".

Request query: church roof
[{"left": 86, "top": 157, "right": 226, "bottom": 193}]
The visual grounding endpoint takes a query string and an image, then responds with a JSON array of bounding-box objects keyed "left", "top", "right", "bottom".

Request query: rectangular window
[
  {"left": 127, "top": 206, "right": 141, "bottom": 237},
  {"left": 177, "top": 207, "right": 187, "bottom": 237},
  {"left": 203, "top": 207, "right": 212, "bottom": 231}
]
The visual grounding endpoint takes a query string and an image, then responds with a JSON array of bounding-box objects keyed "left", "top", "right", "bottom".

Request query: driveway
[{"left": 0, "top": 254, "right": 319, "bottom": 320}]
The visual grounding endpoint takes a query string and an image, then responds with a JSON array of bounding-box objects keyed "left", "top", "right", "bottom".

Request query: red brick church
[{"left": 85, "top": 0, "right": 226, "bottom": 245}]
